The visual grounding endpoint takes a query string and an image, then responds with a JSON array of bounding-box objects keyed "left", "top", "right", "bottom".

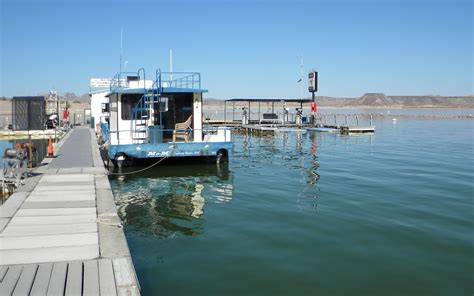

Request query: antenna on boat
[
  {"left": 170, "top": 49, "right": 173, "bottom": 81},
  {"left": 298, "top": 56, "right": 304, "bottom": 100},
  {"left": 301, "top": 57, "right": 304, "bottom": 100},
  {"left": 120, "top": 28, "right": 123, "bottom": 75}
]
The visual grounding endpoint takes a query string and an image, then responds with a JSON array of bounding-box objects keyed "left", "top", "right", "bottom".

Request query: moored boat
[{"left": 97, "top": 69, "right": 232, "bottom": 167}]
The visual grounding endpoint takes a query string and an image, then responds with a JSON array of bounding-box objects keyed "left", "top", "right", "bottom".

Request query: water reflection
[
  {"left": 257, "top": 131, "right": 322, "bottom": 210},
  {"left": 305, "top": 134, "right": 320, "bottom": 211},
  {"left": 241, "top": 133, "right": 251, "bottom": 158},
  {"left": 110, "top": 164, "right": 234, "bottom": 238},
  {"left": 295, "top": 131, "right": 303, "bottom": 153},
  {"left": 308, "top": 154, "right": 320, "bottom": 186}
]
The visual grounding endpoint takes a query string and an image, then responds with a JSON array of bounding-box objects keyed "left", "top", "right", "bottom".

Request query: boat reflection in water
[{"left": 109, "top": 164, "right": 233, "bottom": 238}]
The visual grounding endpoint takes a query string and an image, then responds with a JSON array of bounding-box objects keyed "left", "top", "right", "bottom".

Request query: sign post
[{"left": 308, "top": 70, "right": 318, "bottom": 125}]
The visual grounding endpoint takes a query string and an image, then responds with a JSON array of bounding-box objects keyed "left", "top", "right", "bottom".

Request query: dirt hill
[{"left": 350, "top": 93, "right": 398, "bottom": 107}]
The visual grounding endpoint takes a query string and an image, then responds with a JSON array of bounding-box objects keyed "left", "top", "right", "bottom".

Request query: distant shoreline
[
  {"left": 204, "top": 93, "right": 474, "bottom": 109},
  {"left": 203, "top": 103, "right": 474, "bottom": 109}
]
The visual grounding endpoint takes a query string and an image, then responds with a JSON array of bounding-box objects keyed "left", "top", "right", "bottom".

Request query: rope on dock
[
  {"left": 106, "top": 156, "right": 169, "bottom": 176},
  {"left": 96, "top": 217, "right": 123, "bottom": 228}
]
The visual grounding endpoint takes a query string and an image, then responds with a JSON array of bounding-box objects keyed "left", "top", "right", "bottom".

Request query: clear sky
[{"left": 0, "top": 0, "right": 472, "bottom": 99}]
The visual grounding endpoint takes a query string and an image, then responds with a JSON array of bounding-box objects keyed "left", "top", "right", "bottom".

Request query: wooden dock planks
[
  {"left": 83, "top": 260, "right": 100, "bottom": 296},
  {"left": 99, "top": 259, "right": 117, "bottom": 296},
  {"left": 0, "top": 244, "right": 99, "bottom": 266},
  {"left": 1, "top": 222, "right": 97, "bottom": 237},
  {"left": 0, "top": 233, "right": 98, "bottom": 250},
  {"left": 0, "top": 128, "right": 140, "bottom": 295},
  {"left": 12, "top": 264, "right": 38, "bottom": 296},
  {"left": 0, "top": 174, "right": 100, "bottom": 266},
  {"left": 47, "top": 262, "right": 68, "bottom": 295},
  {"left": 29, "top": 263, "right": 53, "bottom": 295},
  {"left": 0, "top": 265, "right": 22, "bottom": 295},
  {"left": 0, "top": 259, "right": 119, "bottom": 295},
  {"left": 65, "top": 262, "right": 82, "bottom": 296},
  {"left": 15, "top": 207, "right": 96, "bottom": 217}
]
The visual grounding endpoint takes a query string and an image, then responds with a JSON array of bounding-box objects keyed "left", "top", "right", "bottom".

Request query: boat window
[
  {"left": 101, "top": 103, "right": 109, "bottom": 113},
  {"left": 157, "top": 97, "right": 168, "bottom": 112},
  {"left": 121, "top": 94, "right": 142, "bottom": 120}
]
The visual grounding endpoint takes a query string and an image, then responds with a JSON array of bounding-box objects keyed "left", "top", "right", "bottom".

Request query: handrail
[
  {"left": 110, "top": 68, "right": 202, "bottom": 92},
  {"left": 155, "top": 71, "right": 201, "bottom": 90},
  {"left": 105, "top": 126, "right": 232, "bottom": 143},
  {"left": 109, "top": 70, "right": 146, "bottom": 92},
  {"left": 130, "top": 68, "right": 163, "bottom": 143}
]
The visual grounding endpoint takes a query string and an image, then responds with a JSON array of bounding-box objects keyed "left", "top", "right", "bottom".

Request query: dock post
[
  {"left": 258, "top": 102, "right": 261, "bottom": 123},
  {"left": 232, "top": 102, "right": 235, "bottom": 122},
  {"left": 370, "top": 115, "right": 373, "bottom": 126},
  {"left": 28, "top": 135, "right": 33, "bottom": 168},
  {"left": 334, "top": 114, "right": 337, "bottom": 125},
  {"left": 356, "top": 115, "right": 359, "bottom": 126},
  {"left": 345, "top": 115, "right": 348, "bottom": 125},
  {"left": 248, "top": 101, "right": 251, "bottom": 122}
]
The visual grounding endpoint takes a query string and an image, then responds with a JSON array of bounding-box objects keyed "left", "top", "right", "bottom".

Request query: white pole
[
  {"left": 120, "top": 28, "right": 123, "bottom": 74},
  {"left": 170, "top": 49, "right": 173, "bottom": 82},
  {"left": 300, "top": 56, "right": 303, "bottom": 101}
]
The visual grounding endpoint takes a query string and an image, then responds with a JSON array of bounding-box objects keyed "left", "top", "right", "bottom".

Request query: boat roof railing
[
  {"left": 109, "top": 68, "right": 203, "bottom": 93},
  {"left": 110, "top": 69, "right": 146, "bottom": 92},
  {"left": 157, "top": 70, "right": 201, "bottom": 90}
]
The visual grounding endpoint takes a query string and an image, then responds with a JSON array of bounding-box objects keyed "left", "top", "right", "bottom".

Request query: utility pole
[
  {"left": 300, "top": 57, "right": 303, "bottom": 101},
  {"left": 120, "top": 28, "right": 123, "bottom": 75},
  {"left": 308, "top": 70, "right": 318, "bottom": 126},
  {"left": 170, "top": 49, "right": 173, "bottom": 82}
]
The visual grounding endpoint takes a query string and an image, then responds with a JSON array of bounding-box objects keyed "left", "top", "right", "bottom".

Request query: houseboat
[{"left": 97, "top": 69, "right": 232, "bottom": 167}]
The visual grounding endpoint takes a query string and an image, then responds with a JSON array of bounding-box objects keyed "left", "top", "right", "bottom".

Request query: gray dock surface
[
  {"left": 49, "top": 127, "right": 94, "bottom": 168},
  {"left": 0, "top": 126, "right": 140, "bottom": 295}
]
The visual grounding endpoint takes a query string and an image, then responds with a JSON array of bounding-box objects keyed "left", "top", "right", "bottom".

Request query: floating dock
[
  {"left": 340, "top": 125, "right": 375, "bottom": 133},
  {"left": 207, "top": 113, "right": 376, "bottom": 135},
  {"left": 0, "top": 126, "right": 140, "bottom": 295},
  {"left": 233, "top": 123, "right": 375, "bottom": 135}
]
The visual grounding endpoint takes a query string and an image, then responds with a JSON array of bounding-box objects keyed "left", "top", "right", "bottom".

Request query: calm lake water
[{"left": 110, "top": 116, "right": 473, "bottom": 295}]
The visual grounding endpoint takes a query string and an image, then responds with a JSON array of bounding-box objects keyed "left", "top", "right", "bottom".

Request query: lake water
[{"left": 109, "top": 116, "right": 473, "bottom": 295}]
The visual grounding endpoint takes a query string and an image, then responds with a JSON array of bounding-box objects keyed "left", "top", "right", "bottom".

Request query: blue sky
[{"left": 0, "top": 0, "right": 472, "bottom": 98}]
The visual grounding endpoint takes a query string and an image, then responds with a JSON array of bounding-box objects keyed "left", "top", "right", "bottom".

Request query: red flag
[
  {"left": 63, "top": 107, "right": 69, "bottom": 120},
  {"left": 310, "top": 102, "right": 317, "bottom": 113}
]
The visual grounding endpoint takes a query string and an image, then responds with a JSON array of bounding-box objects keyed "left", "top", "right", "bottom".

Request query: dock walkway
[{"left": 0, "top": 126, "right": 139, "bottom": 295}]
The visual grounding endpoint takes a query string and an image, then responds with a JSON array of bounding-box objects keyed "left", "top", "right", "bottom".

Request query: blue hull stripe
[{"left": 109, "top": 142, "right": 232, "bottom": 159}]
